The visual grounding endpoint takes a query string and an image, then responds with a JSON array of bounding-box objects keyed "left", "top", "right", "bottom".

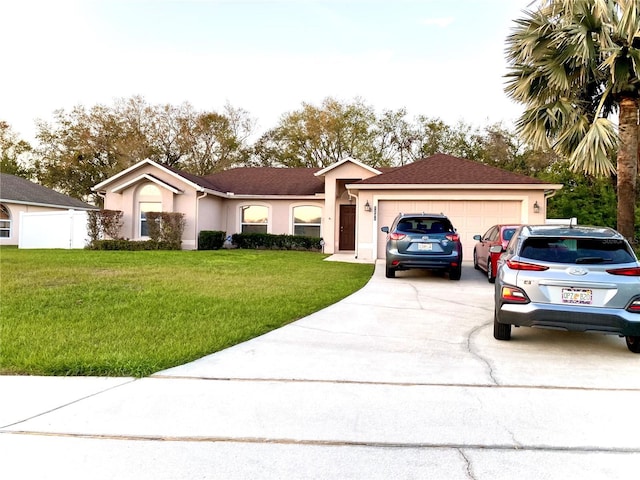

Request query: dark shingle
[
  {"left": 0, "top": 173, "right": 96, "bottom": 209},
  {"left": 202, "top": 167, "right": 324, "bottom": 195},
  {"left": 356, "top": 154, "right": 546, "bottom": 185}
]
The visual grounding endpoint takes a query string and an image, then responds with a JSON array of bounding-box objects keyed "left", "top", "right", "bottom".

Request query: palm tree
[{"left": 505, "top": 0, "right": 639, "bottom": 243}]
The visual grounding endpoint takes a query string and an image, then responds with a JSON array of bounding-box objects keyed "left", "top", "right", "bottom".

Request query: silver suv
[
  {"left": 494, "top": 224, "right": 640, "bottom": 353},
  {"left": 381, "top": 213, "right": 463, "bottom": 280}
]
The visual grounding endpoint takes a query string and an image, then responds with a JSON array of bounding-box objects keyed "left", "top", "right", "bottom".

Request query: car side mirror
[
  {"left": 473, "top": 235, "right": 481, "bottom": 241},
  {"left": 489, "top": 245, "right": 504, "bottom": 254},
  {"left": 381, "top": 226, "right": 389, "bottom": 233}
]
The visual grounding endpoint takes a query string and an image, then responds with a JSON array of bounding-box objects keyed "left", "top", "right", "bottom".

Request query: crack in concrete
[
  {"left": 0, "top": 378, "right": 138, "bottom": 430},
  {"left": 466, "top": 320, "right": 499, "bottom": 385},
  {"left": 457, "top": 448, "right": 477, "bottom": 480}
]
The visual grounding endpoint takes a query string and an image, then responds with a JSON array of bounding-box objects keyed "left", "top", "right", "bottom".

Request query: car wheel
[
  {"left": 626, "top": 336, "right": 640, "bottom": 353},
  {"left": 493, "top": 312, "right": 511, "bottom": 340},
  {"left": 385, "top": 265, "right": 396, "bottom": 278},
  {"left": 449, "top": 265, "right": 462, "bottom": 281},
  {"left": 473, "top": 249, "right": 480, "bottom": 270},
  {"left": 487, "top": 258, "right": 496, "bottom": 284}
]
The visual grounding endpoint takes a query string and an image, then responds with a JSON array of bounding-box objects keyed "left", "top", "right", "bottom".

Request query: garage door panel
[{"left": 377, "top": 200, "right": 522, "bottom": 259}]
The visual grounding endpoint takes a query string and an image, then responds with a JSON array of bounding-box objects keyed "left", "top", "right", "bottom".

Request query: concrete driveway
[{"left": 2, "top": 261, "right": 639, "bottom": 479}]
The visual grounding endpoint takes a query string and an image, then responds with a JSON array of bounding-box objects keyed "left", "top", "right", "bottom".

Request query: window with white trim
[
  {"left": 0, "top": 204, "right": 11, "bottom": 238},
  {"left": 241, "top": 205, "right": 268, "bottom": 233},
  {"left": 293, "top": 205, "right": 321, "bottom": 237},
  {"left": 140, "top": 202, "right": 162, "bottom": 237}
]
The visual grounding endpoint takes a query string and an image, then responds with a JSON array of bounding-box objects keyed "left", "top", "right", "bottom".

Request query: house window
[
  {"left": 241, "top": 205, "right": 268, "bottom": 233},
  {"left": 0, "top": 204, "right": 11, "bottom": 238},
  {"left": 293, "top": 205, "right": 321, "bottom": 237},
  {"left": 140, "top": 202, "right": 162, "bottom": 237}
]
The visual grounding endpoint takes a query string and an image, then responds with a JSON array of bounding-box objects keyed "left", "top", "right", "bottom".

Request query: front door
[{"left": 339, "top": 204, "right": 356, "bottom": 250}]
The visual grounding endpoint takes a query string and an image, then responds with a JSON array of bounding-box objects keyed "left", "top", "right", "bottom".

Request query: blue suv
[{"left": 381, "top": 213, "right": 463, "bottom": 280}]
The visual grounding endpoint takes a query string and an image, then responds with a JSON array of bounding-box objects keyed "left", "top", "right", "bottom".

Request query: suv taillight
[
  {"left": 445, "top": 233, "right": 459, "bottom": 242},
  {"left": 506, "top": 260, "right": 549, "bottom": 271},
  {"left": 627, "top": 299, "right": 640, "bottom": 313},
  {"left": 606, "top": 267, "right": 640, "bottom": 276},
  {"left": 501, "top": 286, "right": 529, "bottom": 303},
  {"left": 389, "top": 232, "right": 406, "bottom": 241}
]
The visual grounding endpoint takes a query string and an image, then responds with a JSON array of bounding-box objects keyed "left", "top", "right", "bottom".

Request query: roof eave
[
  {"left": 1, "top": 199, "right": 98, "bottom": 210},
  {"left": 346, "top": 183, "right": 564, "bottom": 191}
]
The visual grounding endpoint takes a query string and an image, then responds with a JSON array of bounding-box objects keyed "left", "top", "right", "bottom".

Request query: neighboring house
[
  {"left": 92, "top": 154, "right": 563, "bottom": 260},
  {"left": 0, "top": 173, "right": 97, "bottom": 247}
]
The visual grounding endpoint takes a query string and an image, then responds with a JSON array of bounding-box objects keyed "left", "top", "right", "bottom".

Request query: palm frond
[{"left": 567, "top": 118, "right": 617, "bottom": 176}]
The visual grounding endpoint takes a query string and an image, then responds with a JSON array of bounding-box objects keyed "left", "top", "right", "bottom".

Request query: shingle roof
[
  {"left": 0, "top": 173, "right": 96, "bottom": 209},
  {"left": 202, "top": 167, "right": 324, "bottom": 195},
  {"left": 356, "top": 154, "right": 547, "bottom": 185}
]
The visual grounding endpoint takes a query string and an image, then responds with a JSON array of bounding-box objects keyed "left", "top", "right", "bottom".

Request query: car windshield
[
  {"left": 396, "top": 218, "right": 453, "bottom": 234},
  {"left": 520, "top": 237, "right": 635, "bottom": 264}
]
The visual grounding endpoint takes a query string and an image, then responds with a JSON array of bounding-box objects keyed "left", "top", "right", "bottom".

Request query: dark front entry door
[{"left": 339, "top": 204, "right": 356, "bottom": 250}]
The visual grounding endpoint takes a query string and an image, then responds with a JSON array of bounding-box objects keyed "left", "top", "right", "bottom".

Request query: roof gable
[
  {"left": 356, "top": 153, "right": 547, "bottom": 185},
  {"left": 0, "top": 173, "right": 96, "bottom": 210}
]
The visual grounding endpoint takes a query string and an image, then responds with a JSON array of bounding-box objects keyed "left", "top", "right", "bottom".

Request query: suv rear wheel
[
  {"left": 493, "top": 312, "right": 511, "bottom": 340},
  {"left": 626, "top": 336, "right": 640, "bottom": 353},
  {"left": 449, "top": 265, "right": 461, "bottom": 281},
  {"left": 385, "top": 265, "right": 396, "bottom": 278}
]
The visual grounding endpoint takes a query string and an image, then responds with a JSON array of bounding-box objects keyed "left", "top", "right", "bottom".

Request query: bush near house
[
  {"left": 198, "top": 230, "right": 227, "bottom": 250},
  {"left": 232, "top": 233, "right": 323, "bottom": 251}
]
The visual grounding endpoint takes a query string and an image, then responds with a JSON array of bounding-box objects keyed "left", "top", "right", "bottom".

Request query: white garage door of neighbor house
[{"left": 377, "top": 200, "right": 522, "bottom": 260}]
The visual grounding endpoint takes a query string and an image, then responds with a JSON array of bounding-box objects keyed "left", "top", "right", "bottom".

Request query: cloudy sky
[{"left": 2, "top": 0, "right": 533, "bottom": 142}]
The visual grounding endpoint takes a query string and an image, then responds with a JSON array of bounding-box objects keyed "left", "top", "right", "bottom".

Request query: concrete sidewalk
[{"left": 2, "top": 261, "right": 639, "bottom": 479}]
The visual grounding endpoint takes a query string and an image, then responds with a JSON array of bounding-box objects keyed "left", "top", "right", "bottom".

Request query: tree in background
[
  {"left": 252, "top": 97, "right": 379, "bottom": 168},
  {"left": 0, "top": 121, "right": 33, "bottom": 178},
  {"left": 33, "top": 97, "right": 255, "bottom": 204},
  {"left": 505, "top": 0, "right": 639, "bottom": 243}
]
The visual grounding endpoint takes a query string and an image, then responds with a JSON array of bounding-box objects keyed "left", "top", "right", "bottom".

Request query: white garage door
[{"left": 377, "top": 200, "right": 522, "bottom": 260}]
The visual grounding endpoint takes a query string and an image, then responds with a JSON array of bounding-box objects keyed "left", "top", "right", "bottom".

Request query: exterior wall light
[
  {"left": 533, "top": 201, "right": 540, "bottom": 214},
  {"left": 364, "top": 200, "right": 372, "bottom": 212}
]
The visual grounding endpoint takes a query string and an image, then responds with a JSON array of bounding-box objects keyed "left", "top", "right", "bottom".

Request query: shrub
[
  {"left": 146, "top": 212, "right": 186, "bottom": 249},
  {"left": 231, "top": 233, "right": 323, "bottom": 251},
  {"left": 87, "top": 210, "right": 124, "bottom": 242},
  {"left": 88, "top": 240, "right": 181, "bottom": 251},
  {"left": 198, "top": 230, "right": 226, "bottom": 250}
]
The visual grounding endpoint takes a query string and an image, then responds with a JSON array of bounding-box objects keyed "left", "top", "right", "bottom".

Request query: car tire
[
  {"left": 385, "top": 265, "right": 396, "bottom": 278},
  {"left": 473, "top": 249, "right": 480, "bottom": 270},
  {"left": 626, "top": 336, "right": 640, "bottom": 353},
  {"left": 493, "top": 312, "right": 511, "bottom": 340},
  {"left": 487, "top": 258, "right": 496, "bottom": 284},
  {"left": 449, "top": 265, "right": 462, "bottom": 281}
]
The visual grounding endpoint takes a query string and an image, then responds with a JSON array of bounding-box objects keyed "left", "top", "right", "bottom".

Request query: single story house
[
  {"left": 0, "top": 173, "right": 97, "bottom": 247},
  {"left": 92, "top": 154, "right": 563, "bottom": 261}
]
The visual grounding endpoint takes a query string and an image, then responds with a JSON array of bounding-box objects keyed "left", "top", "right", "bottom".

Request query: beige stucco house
[
  {"left": 92, "top": 154, "right": 562, "bottom": 261},
  {"left": 0, "top": 173, "right": 97, "bottom": 247}
]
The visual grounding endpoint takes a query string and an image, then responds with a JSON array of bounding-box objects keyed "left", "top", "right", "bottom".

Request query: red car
[{"left": 473, "top": 224, "right": 520, "bottom": 283}]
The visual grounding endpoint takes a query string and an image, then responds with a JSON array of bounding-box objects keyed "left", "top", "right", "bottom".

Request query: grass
[{"left": 0, "top": 248, "right": 374, "bottom": 377}]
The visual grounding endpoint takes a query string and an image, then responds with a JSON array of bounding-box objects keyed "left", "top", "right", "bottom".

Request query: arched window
[
  {"left": 293, "top": 205, "right": 321, "bottom": 237},
  {"left": 241, "top": 205, "right": 268, "bottom": 233},
  {"left": 0, "top": 204, "right": 11, "bottom": 238},
  {"left": 138, "top": 183, "right": 162, "bottom": 238}
]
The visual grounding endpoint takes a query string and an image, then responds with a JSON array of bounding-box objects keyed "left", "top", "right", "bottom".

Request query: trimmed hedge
[
  {"left": 198, "top": 230, "right": 227, "bottom": 250},
  {"left": 231, "top": 233, "right": 323, "bottom": 251},
  {"left": 88, "top": 240, "right": 182, "bottom": 251}
]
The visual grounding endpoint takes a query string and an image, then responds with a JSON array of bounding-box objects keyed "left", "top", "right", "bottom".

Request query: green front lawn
[{"left": 0, "top": 249, "right": 373, "bottom": 377}]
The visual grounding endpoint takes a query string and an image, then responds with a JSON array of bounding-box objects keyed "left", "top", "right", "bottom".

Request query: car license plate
[
  {"left": 562, "top": 288, "right": 592, "bottom": 305},
  {"left": 417, "top": 243, "right": 433, "bottom": 251}
]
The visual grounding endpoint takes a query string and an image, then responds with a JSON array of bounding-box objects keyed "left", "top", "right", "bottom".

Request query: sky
[{"left": 1, "top": 0, "right": 535, "bottom": 143}]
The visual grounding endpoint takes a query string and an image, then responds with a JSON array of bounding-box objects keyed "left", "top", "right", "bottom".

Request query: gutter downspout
[
  {"left": 195, "top": 190, "right": 208, "bottom": 250},
  {"left": 347, "top": 190, "right": 359, "bottom": 259}
]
